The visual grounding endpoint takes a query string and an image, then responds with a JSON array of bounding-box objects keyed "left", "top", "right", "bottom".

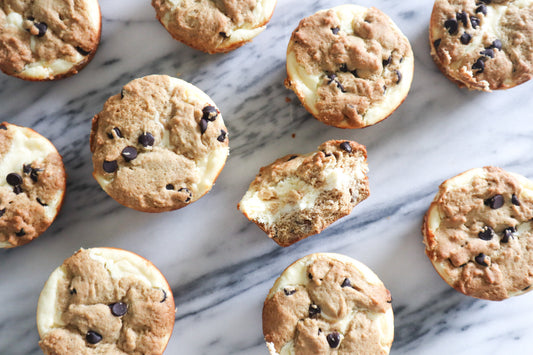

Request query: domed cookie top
[
  {"left": 263, "top": 253, "right": 394, "bottom": 354},
  {"left": 151, "top": 0, "right": 277, "bottom": 53},
  {"left": 430, "top": 0, "right": 533, "bottom": 91},
  {"left": 0, "top": 122, "right": 66, "bottom": 248},
  {"left": 285, "top": 5, "right": 414, "bottom": 129},
  {"left": 37, "top": 247, "right": 176, "bottom": 355},
  {"left": 423, "top": 167, "right": 533, "bottom": 300},
  {"left": 90, "top": 75, "right": 229, "bottom": 213},
  {"left": 0, "top": 0, "right": 101, "bottom": 80},
  {"left": 238, "top": 140, "right": 369, "bottom": 247}
]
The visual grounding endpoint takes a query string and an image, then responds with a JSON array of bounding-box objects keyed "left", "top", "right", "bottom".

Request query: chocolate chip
[
  {"left": 478, "top": 226, "right": 494, "bottom": 240},
  {"left": 86, "top": 331, "right": 102, "bottom": 344},
  {"left": 308, "top": 273, "right": 313, "bottom": 280},
  {"left": 490, "top": 39, "right": 502, "bottom": 50},
  {"left": 395, "top": 70, "right": 402, "bottom": 84},
  {"left": 109, "top": 302, "right": 128, "bottom": 317},
  {"left": 161, "top": 289, "right": 167, "bottom": 303},
  {"left": 481, "top": 48, "right": 494, "bottom": 58},
  {"left": 351, "top": 69, "right": 358, "bottom": 78},
  {"left": 340, "top": 141, "right": 352, "bottom": 153},
  {"left": 340, "top": 63, "right": 348, "bottom": 72},
  {"left": 75, "top": 46, "right": 91, "bottom": 56},
  {"left": 103, "top": 160, "right": 118, "bottom": 173},
  {"left": 511, "top": 194, "right": 520, "bottom": 206},
  {"left": 434, "top": 39, "right": 442, "bottom": 49},
  {"left": 178, "top": 188, "right": 192, "bottom": 203},
  {"left": 284, "top": 288, "right": 296, "bottom": 296},
  {"left": 501, "top": 227, "right": 516, "bottom": 243},
  {"left": 107, "top": 132, "right": 113, "bottom": 139},
  {"left": 13, "top": 186, "right": 22, "bottom": 194},
  {"left": 470, "top": 16, "right": 480, "bottom": 29},
  {"left": 34, "top": 22, "right": 47, "bottom": 37},
  {"left": 219, "top": 31, "right": 229, "bottom": 38},
  {"left": 484, "top": 194, "right": 504, "bottom": 209},
  {"left": 36, "top": 197, "right": 47, "bottom": 206},
  {"left": 113, "top": 127, "right": 123, "bottom": 138},
  {"left": 326, "top": 332, "right": 341, "bottom": 348},
  {"left": 382, "top": 55, "right": 392, "bottom": 67},
  {"left": 138, "top": 132, "right": 155, "bottom": 147},
  {"left": 288, "top": 155, "right": 298, "bottom": 161},
  {"left": 0, "top": 124, "right": 6, "bottom": 130},
  {"left": 444, "top": 19, "right": 458, "bottom": 35},
  {"left": 120, "top": 89, "right": 125, "bottom": 99},
  {"left": 456, "top": 11, "right": 468, "bottom": 27},
  {"left": 23, "top": 164, "right": 32, "bottom": 174},
  {"left": 472, "top": 58, "right": 485, "bottom": 73},
  {"left": 30, "top": 169, "right": 41, "bottom": 182},
  {"left": 475, "top": 253, "right": 489, "bottom": 267},
  {"left": 331, "top": 27, "right": 340, "bottom": 35},
  {"left": 166, "top": 184, "right": 174, "bottom": 190},
  {"left": 0, "top": 208, "right": 5, "bottom": 217},
  {"left": 70, "top": 288, "right": 77, "bottom": 295},
  {"left": 121, "top": 146, "right": 138, "bottom": 162},
  {"left": 199, "top": 118, "right": 208, "bottom": 134},
  {"left": 15, "top": 229, "right": 25, "bottom": 237},
  {"left": 460, "top": 32, "right": 472, "bottom": 44},
  {"left": 341, "top": 278, "right": 351, "bottom": 288},
  {"left": 6, "top": 173, "right": 22, "bottom": 186},
  {"left": 309, "top": 304, "right": 321, "bottom": 318},
  {"left": 523, "top": 285, "right": 531, "bottom": 291},
  {"left": 217, "top": 129, "right": 227, "bottom": 142},
  {"left": 475, "top": 4, "right": 487, "bottom": 15},
  {"left": 202, "top": 106, "right": 219, "bottom": 122},
  {"left": 327, "top": 73, "right": 337, "bottom": 84}
]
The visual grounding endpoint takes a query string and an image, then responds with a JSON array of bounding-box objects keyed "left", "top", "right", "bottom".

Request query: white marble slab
[{"left": 1, "top": 0, "right": 533, "bottom": 354}]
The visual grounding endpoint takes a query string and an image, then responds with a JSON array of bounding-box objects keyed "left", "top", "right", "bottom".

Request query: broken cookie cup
[
  {"left": 423, "top": 167, "right": 533, "bottom": 301},
  {"left": 151, "top": 0, "right": 277, "bottom": 54},
  {"left": 37, "top": 247, "right": 175, "bottom": 355},
  {"left": 263, "top": 253, "right": 394, "bottom": 355},
  {"left": 0, "top": 122, "right": 66, "bottom": 248},
  {"left": 0, "top": 0, "right": 102, "bottom": 81},
  {"left": 285, "top": 4, "right": 414, "bottom": 129}
]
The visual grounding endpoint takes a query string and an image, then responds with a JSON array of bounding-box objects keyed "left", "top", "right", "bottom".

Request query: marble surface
[{"left": 1, "top": 0, "right": 533, "bottom": 354}]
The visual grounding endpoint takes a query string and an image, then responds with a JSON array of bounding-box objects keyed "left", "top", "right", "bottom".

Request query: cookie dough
[
  {"left": 238, "top": 140, "right": 369, "bottom": 247},
  {"left": 90, "top": 74, "right": 229, "bottom": 213},
  {"left": 0, "top": 122, "right": 66, "bottom": 248},
  {"left": 285, "top": 5, "right": 414, "bottom": 129},
  {"left": 429, "top": 0, "right": 533, "bottom": 91},
  {"left": 263, "top": 253, "right": 394, "bottom": 355},
  {"left": 423, "top": 167, "right": 533, "bottom": 300},
  {"left": 151, "top": 0, "right": 277, "bottom": 53},
  {"left": 0, "top": 0, "right": 101, "bottom": 80}
]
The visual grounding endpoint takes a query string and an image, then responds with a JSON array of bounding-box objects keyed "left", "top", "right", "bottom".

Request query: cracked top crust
[
  {"left": 37, "top": 248, "right": 175, "bottom": 355},
  {"left": 285, "top": 5, "right": 413, "bottom": 129},
  {"left": 0, "top": 122, "right": 66, "bottom": 248},
  {"left": 263, "top": 253, "right": 394, "bottom": 355},
  {"left": 151, "top": 0, "right": 277, "bottom": 53},
  {"left": 90, "top": 75, "right": 229, "bottom": 213},
  {"left": 429, "top": 0, "right": 533, "bottom": 91},
  {"left": 423, "top": 167, "right": 533, "bottom": 300},
  {"left": 0, "top": 0, "right": 101, "bottom": 80}
]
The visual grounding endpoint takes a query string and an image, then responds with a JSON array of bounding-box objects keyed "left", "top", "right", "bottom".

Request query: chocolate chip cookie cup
[
  {"left": 429, "top": 0, "right": 533, "bottom": 91},
  {"left": 151, "top": 0, "right": 277, "bottom": 54},
  {"left": 263, "top": 253, "right": 394, "bottom": 354},
  {"left": 423, "top": 167, "right": 533, "bottom": 301},
  {"left": 238, "top": 140, "right": 369, "bottom": 247},
  {"left": 0, "top": 122, "right": 66, "bottom": 248},
  {"left": 90, "top": 74, "right": 229, "bottom": 213},
  {"left": 0, "top": 0, "right": 102, "bottom": 81},
  {"left": 285, "top": 4, "right": 414, "bottom": 129},
  {"left": 37, "top": 247, "right": 176, "bottom": 355}
]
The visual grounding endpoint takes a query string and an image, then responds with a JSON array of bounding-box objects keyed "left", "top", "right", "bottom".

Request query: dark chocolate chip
[
  {"left": 0, "top": 124, "right": 6, "bottom": 130},
  {"left": 70, "top": 288, "right": 77, "bottom": 295},
  {"left": 138, "top": 132, "right": 155, "bottom": 147},
  {"left": 309, "top": 304, "right": 321, "bottom": 318},
  {"left": 103, "top": 160, "right": 118, "bottom": 173},
  {"left": 481, "top": 48, "right": 494, "bottom": 58},
  {"left": 351, "top": 69, "right": 358, "bottom": 78},
  {"left": 23, "top": 164, "right": 32, "bottom": 174},
  {"left": 199, "top": 118, "right": 208, "bottom": 134},
  {"left": 6, "top": 173, "right": 22, "bottom": 186},
  {"left": 475, "top": 4, "right": 487, "bottom": 15},
  {"left": 331, "top": 27, "right": 340, "bottom": 35},
  {"left": 86, "top": 331, "right": 102, "bottom": 344},
  {"left": 0, "top": 208, "right": 5, "bottom": 217},
  {"left": 113, "top": 127, "right": 123, "bottom": 138},
  {"left": 523, "top": 285, "right": 531, "bottom": 291},
  {"left": 161, "top": 289, "right": 167, "bottom": 303},
  {"left": 511, "top": 194, "right": 520, "bottom": 206},
  {"left": 456, "top": 11, "right": 468, "bottom": 27},
  {"left": 460, "top": 32, "right": 472, "bottom": 44},
  {"left": 109, "top": 302, "right": 128, "bottom": 317},
  {"left": 326, "top": 332, "right": 341, "bottom": 348},
  {"left": 219, "top": 31, "right": 229, "bottom": 38},
  {"left": 178, "top": 188, "right": 192, "bottom": 203},
  {"left": 444, "top": 19, "right": 458, "bottom": 35},
  {"left": 470, "top": 16, "right": 480, "bottom": 29},
  {"left": 340, "top": 63, "right": 348, "bottom": 72},
  {"left": 490, "top": 39, "right": 502, "bottom": 50},
  {"left": 36, "top": 197, "right": 47, "bottom": 206},
  {"left": 340, "top": 141, "right": 352, "bottom": 153},
  {"left": 34, "top": 22, "right": 47, "bottom": 37},
  {"left": 395, "top": 70, "right": 402, "bottom": 84},
  {"left": 121, "top": 146, "right": 138, "bottom": 162},
  {"left": 15, "top": 229, "right": 25, "bottom": 237},
  {"left": 166, "top": 184, "right": 174, "bottom": 190},
  {"left": 107, "top": 132, "right": 113, "bottom": 139},
  {"left": 336, "top": 82, "right": 346, "bottom": 93},
  {"left": 327, "top": 73, "right": 337, "bottom": 84},
  {"left": 478, "top": 226, "right": 494, "bottom": 240},
  {"left": 472, "top": 58, "right": 485, "bottom": 73},
  {"left": 308, "top": 273, "right": 313, "bottom": 280},
  {"left": 288, "top": 155, "right": 298, "bottom": 161},
  {"left": 382, "top": 55, "right": 392, "bottom": 67},
  {"left": 284, "top": 288, "right": 296, "bottom": 296},
  {"left": 434, "top": 39, "right": 442, "bottom": 49},
  {"left": 475, "top": 253, "right": 489, "bottom": 267},
  {"left": 120, "top": 89, "right": 125, "bottom": 99},
  {"left": 501, "top": 227, "right": 516, "bottom": 243},
  {"left": 75, "top": 46, "right": 91, "bottom": 56},
  {"left": 30, "top": 169, "right": 41, "bottom": 182},
  {"left": 202, "top": 106, "right": 219, "bottom": 122},
  {"left": 484, "top": 194, "right": 504, "bottom": 209},
  {"left": 13, "top": 186, "right": 22, "bottom": 194},
  {"left": 341, "top": 278, "right": 351, "bottom": 288},
  {"left": 217, "top": 129, "right": 227, "bottom": 142}
]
